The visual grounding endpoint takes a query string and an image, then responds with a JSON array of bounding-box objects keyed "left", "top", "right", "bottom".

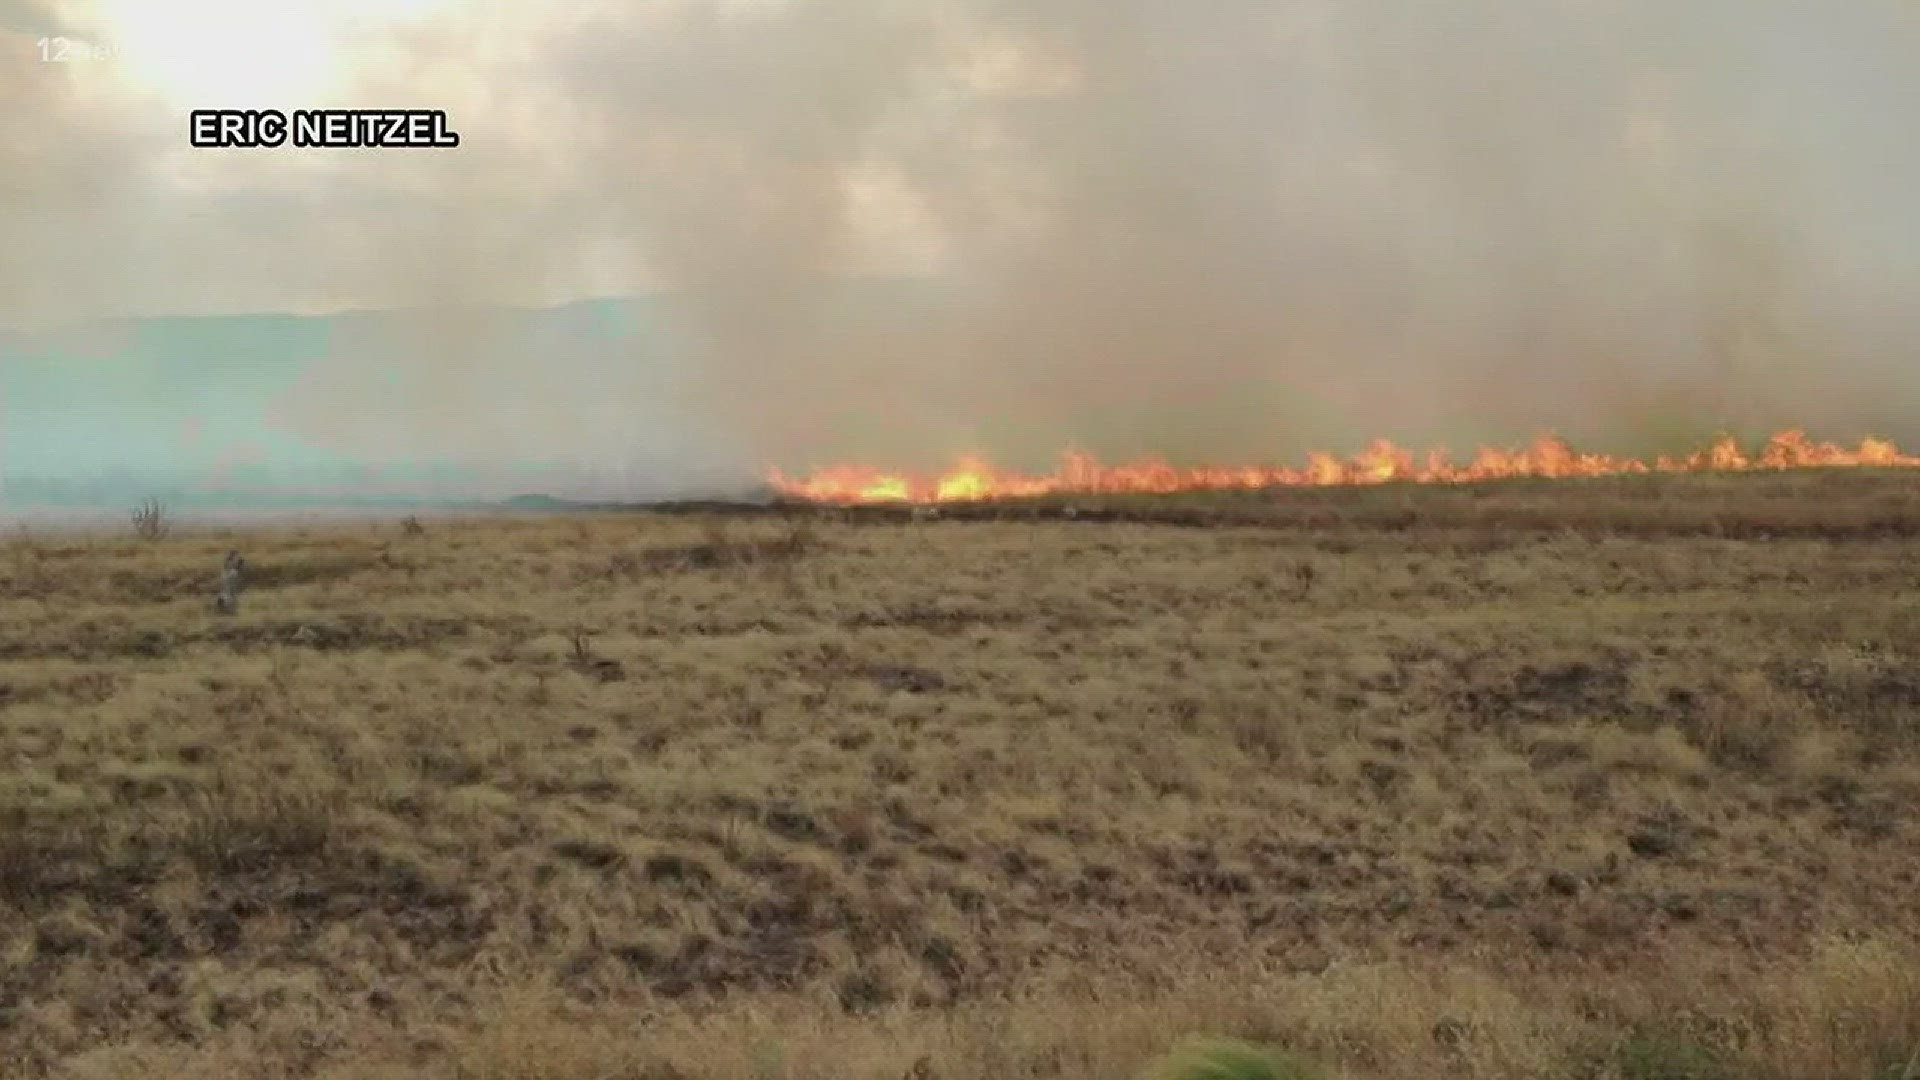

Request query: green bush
[
  {"left": 1612, "top": 1029, "right": 1731, "bottom": 1080},
  {"left": 1143, "top": 1037, "right": 1330, "bottom": 1080}
]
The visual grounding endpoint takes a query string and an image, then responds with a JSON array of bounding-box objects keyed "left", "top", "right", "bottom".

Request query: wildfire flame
[{"left": 768, "top": 430, "right": 1920, "bottom": 505}]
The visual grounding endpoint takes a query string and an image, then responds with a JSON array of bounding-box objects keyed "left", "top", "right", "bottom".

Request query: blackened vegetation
[
  {"left": 1445, "top": 646, "right": 1920, "bottom": 774},
  {"left": 838, "top": 607, "right": 1028, "bottom": 634},
  {"left": 864, "top": 664, "right": 948, "bottom": 694},
  {"left": 1451, "top": 658, "right": 1636, "bottom": 726},
  {"left": 0, "top": 796, "right": 462, "bottom": 931},
  {"left": 1770, "top": 655, "right": 1920, "bottom": 736},
  {"left": 1626, "top": 808, "right": 1701, "bottom": 860}
]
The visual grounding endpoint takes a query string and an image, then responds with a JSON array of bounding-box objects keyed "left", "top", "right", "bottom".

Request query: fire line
[{"left": 768, "top": 430, "right": 1920, "bottom": 505}]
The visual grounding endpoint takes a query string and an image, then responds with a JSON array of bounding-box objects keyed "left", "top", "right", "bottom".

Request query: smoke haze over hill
[{"left": 4, "top": 1, "right": 1919, "bottom": 497}]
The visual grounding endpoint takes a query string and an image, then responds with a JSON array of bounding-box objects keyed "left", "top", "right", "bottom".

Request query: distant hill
[
  {"left": 1, "top": 282, "right": 953, "bottom": 510},
  {"left": 0, "top": 295, "right": 730, "bottom": 509}
]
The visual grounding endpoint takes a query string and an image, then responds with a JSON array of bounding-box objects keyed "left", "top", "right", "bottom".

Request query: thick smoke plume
[{"left": 5, "top": 1, "right": 1920, "bottom": 490}]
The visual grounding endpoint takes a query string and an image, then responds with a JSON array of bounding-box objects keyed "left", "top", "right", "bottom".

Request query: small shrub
[
  {"left": 553, "top": 837, "right": 627, "bottom": 870},
  {"left": 648, "top": 516, "right": 825, "bottom": 571},
  {"left": 1143, "top": 1037, "right": 1330, "bottom": 1080},
  {"left": 0, "top": 819, "right": 70, "bottom": 905},
  {"left": 179, "top": 793, "right": 336, "bottom": 874},
  {"left": 836, "top": 967, "right": 895, "bottom": 1014},
  {"left": 131, "top": 497, "right": 170, "bottom": 540}
]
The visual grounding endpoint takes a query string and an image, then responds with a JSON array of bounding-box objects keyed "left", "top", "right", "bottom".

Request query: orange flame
[{"left": 768, "top": 430, "right": 1920, "bottom": 505}]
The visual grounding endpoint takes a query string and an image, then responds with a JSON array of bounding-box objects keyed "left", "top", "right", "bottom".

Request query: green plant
[
  {"left": 1612, "top": 1029, "right": 1731, "bottom": 1080},
  {"left": 1143, "top": 1037, "right": 1330, "bottom": 1080}
]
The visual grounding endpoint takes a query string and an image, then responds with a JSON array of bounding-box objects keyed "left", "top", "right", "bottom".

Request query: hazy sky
[{"left": 3, "top": 0, "right": 1919, "bottom": 481}]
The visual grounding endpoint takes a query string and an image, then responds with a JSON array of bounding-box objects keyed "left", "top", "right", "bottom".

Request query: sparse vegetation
[{"left": 1, "top": 471, "right": 1918, "bottom": 1077}]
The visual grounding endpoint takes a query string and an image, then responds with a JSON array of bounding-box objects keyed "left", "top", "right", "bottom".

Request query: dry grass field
[{"left": 3, "top": 471, "right": 1919, "bottom": 1079}]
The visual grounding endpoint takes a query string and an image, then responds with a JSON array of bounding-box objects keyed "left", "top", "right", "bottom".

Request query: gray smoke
[{"left": 5, "top": 0, "right": 1920, "bottom": 484}]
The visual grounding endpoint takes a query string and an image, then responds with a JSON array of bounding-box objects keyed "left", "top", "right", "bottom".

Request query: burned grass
[{"left": 1, "top": 473, "right": 1918, "bottom": 1077}]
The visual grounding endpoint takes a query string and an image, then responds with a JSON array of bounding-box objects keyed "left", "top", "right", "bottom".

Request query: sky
[{"left": 3, "top": 0, "right": 1919, "bottom": 493}]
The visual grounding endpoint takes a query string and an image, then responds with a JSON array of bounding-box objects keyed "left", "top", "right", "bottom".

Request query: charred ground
[{"left": 1, "top": 470, "right": 1917, "bottom": 1078}]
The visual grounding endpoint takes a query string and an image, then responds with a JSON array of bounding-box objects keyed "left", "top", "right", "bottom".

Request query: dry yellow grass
[{"left": 3, "top": 470, "right": 1919, "bottom": 1078}]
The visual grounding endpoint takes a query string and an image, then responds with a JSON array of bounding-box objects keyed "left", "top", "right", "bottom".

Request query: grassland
[{"left": 2, "top": 470, "right": 1918, "bottom": 1079}]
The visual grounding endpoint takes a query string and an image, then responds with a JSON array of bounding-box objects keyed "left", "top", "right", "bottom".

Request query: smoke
[
  {"left": 542, "top": 0, "right": 1920, "bottom": 465},
  {"left": 5, "top": 0, "right": 1920, "bottom": 489}
]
